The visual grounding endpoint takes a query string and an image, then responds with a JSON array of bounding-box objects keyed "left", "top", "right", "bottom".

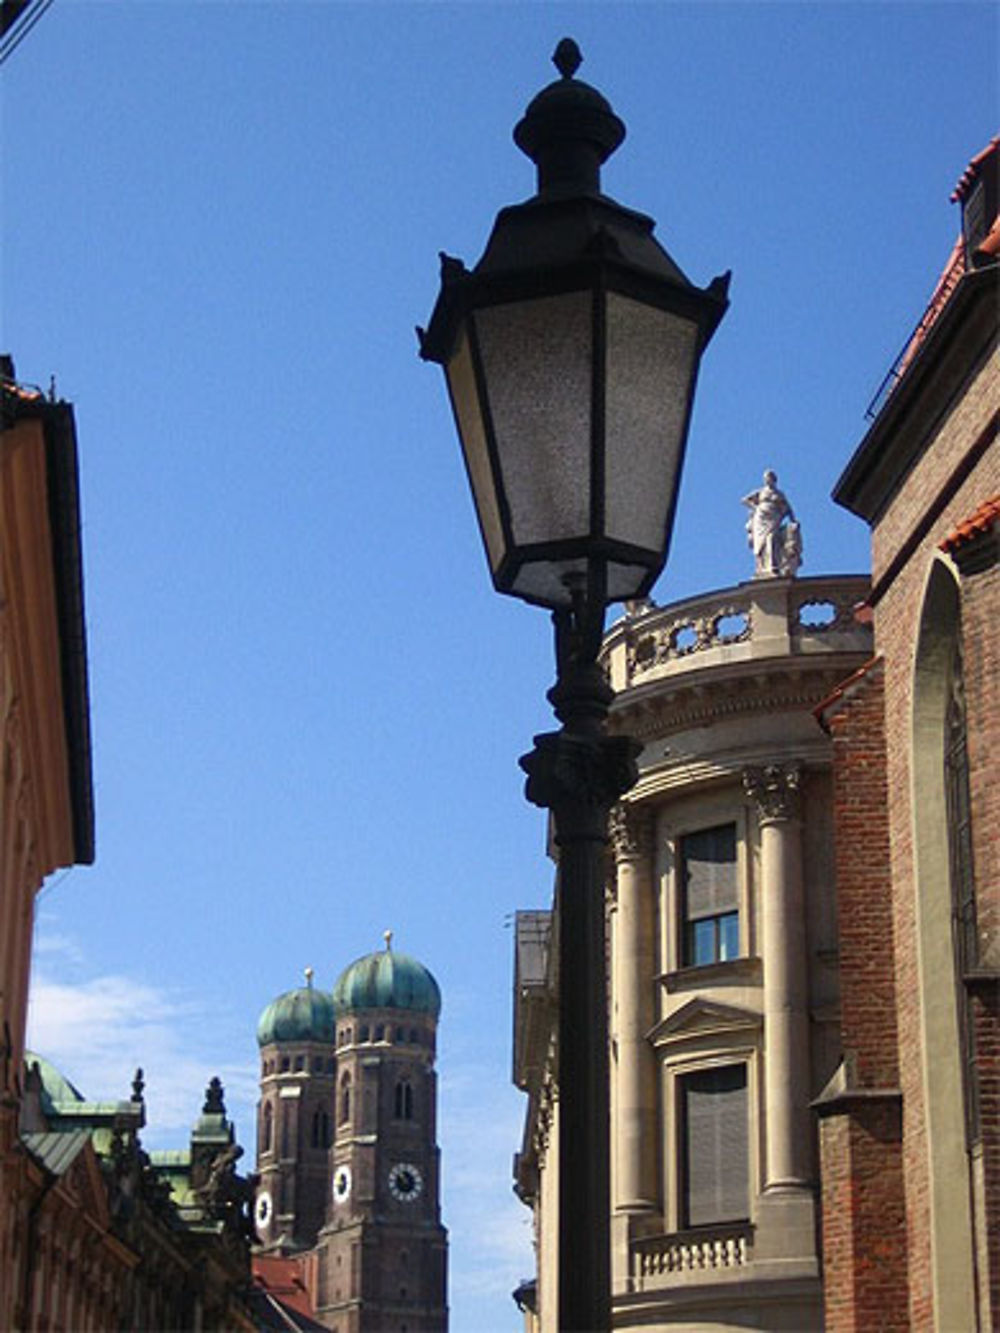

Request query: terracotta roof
[
  {"left": 939, "top": 494, "right": 1000, "bottom": 553},
  {"left": 250, "top": 1258, "right": 317, "bottom": 1311},
  {"left": 814, "top": 654, "right": 884, "bottom": 729},
  {"left": 951, "top": 134, "right": 1000, "bottom": 203}
]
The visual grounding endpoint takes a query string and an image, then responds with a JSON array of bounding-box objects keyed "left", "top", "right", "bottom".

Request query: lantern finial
[{"left": 553, "top": 38, "right": 582, "bottom": 80}]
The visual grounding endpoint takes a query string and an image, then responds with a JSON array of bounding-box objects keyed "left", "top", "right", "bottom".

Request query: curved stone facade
[{"left": 513, "top": 573, "right": 873, "bottom": 1332}]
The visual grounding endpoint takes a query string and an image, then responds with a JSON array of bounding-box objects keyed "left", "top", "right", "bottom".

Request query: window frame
[
  {"left": 661, "top": 1047, "right": 759, "bottom": 1234},
  {"left": 660, "top": 802, "right": 752, "bottom": 976}
]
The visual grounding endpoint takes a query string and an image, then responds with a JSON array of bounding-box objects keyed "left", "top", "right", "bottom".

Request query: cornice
[
  {"left": 625, "top": 738, "right": 830, "bottom": 803},
  {"left": 608, "top": 657, "right": 867, "bottom": 742}
]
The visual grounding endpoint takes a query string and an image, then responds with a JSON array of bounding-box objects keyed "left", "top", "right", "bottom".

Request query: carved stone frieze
[{"left": 743, "top": 763, "right": 802, "bottom": 823}]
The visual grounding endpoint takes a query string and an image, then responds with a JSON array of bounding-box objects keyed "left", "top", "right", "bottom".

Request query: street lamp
[{"left": 420, "top": 40, "right": 728, "bottom": 1331}]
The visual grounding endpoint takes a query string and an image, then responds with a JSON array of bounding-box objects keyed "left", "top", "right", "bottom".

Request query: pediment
[{"left": 647, "top": 997, "right": 761, "bottom": 1047}]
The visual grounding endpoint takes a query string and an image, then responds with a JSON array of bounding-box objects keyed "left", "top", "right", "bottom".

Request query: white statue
[{"left": 742, "top": 469, "right": 801, "bottom": 578}]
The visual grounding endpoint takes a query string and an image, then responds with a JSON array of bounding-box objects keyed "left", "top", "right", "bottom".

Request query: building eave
[
  {"left": 2, "top": 389, "right": 94, "bottom": 864},
  {"left": 834, "top": 264, "right": 1000, "bottom": 524}
]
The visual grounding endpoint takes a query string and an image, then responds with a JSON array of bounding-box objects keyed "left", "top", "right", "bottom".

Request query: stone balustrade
[
  {"left": 632, "top": 1224, "right": 753, "bottom": 1287},
  {"left": 601, "top": 575, "right": 872, "bottom": 694}
]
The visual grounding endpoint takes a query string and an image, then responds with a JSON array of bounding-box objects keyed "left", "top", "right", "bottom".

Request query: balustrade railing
[
  {"left": 602, "top": 575, "right": 871, "bottom": 691},
  {"left": 632, "top": 1223, "right": 752, "bottom": 1286}
]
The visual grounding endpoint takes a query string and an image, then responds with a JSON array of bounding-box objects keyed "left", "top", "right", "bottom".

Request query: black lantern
[{"left": 420, "top": 38, "right": 729, "bottom": 615}]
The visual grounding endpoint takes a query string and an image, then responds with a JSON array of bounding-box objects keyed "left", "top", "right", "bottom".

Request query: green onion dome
[
  {"left": 256, "top": 968, "right": 336, "bottom": 1047},
  {"left": 333, "top": 934, "right": 441, "bottom": 1020}
]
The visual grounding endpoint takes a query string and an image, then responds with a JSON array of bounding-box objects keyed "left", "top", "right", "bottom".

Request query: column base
[
  {"left": 753, "top": 1185, "right": 818, "bottom": 1264},
  {"left": 612, "top": 1207, "right": 662, "bottom": 1293}
]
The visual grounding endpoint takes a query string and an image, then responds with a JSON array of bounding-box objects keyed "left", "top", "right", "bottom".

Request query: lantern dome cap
[
  {"left": 514, "top": 40, "right": 626, "bottom": 198},
  {"left": 333, "top": 934, "right": 441, "bottom": 1019},
  {"left": 256, "top": 969, "right": 336, "bottom": 1047}
]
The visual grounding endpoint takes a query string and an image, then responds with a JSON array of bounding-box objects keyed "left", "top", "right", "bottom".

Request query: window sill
[{"left": 659, "top": 956, "right": 762, "bottom": 992}]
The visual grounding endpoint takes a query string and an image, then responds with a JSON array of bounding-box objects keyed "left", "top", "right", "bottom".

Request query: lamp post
[{"left": 419, "top": 40, "right": 728, "bottom": 1331}]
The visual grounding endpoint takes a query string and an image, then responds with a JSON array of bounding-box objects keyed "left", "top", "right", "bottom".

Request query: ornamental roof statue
[{"left": 742, "top": 469, "right": 802, "bottom": 578}]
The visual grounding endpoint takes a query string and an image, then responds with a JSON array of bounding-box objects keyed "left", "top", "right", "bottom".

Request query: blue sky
[{"left": 5, "top": 2, "right": 996, "bottom": 1327}]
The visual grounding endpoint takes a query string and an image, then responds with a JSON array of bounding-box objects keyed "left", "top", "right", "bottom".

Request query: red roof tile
[
  {"left": 814, "top": 654, "right": 884, "bottom": 729},
  {"left": 951, "top": 134, "right": 1000, "bottom": 203},
  {"left": 252, "top": 1254, "right": 316, "bottom": 1318},
  {"left": 939, "top": 494, "right": 1000, "bottom": 553}
]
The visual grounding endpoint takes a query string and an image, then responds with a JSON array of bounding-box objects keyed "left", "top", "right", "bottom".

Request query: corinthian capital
[
  {"left": 743, "top": 763, "right": 802, "bottom": 823},
  {"left": 608, "top": 803, "right": 654, "bottom": 862}
]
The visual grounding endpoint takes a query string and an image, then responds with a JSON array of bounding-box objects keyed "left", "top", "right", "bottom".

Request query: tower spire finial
[
  {"left": 304, "top": 965, "right": 314, "bottom": 988},
  {"left": 384, "top": 929, "right": 393, "bottom": 952}
]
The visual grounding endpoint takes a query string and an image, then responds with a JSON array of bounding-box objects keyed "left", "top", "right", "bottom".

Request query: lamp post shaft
[
  {"left": 522, "top": 616, "right": 641, "bottom": 1333},
  {"left": 555, "top": 797, "right": 612, "bottom": 1330}
]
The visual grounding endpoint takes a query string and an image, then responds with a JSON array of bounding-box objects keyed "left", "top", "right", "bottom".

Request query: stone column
[
  {"left": 743, "top": 764, "right": 811, "bottom": 1190},
  {"left": 609, "top": 803, "right": 657, "bottom": 1215}
]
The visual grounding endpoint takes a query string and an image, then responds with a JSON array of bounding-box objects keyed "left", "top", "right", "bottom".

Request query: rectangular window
[
  {"left": 680, "top": 1064, "right": 749, "bottom": 1227},
  {"left": 680, "top": 823, "right": 738, "bottom": 966}
]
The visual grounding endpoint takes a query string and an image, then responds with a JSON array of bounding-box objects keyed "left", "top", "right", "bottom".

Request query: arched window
[
  {"left": 280, "top": 1106, "right": 290, "bottom": 1158},
  {"left": 394, "top": 1079, "right": 414, "bottom": 1120},
  {"left": 360, "top": 1025, "right": 370, "bottom": 1042},
  {"left": 911, "top": 558, "right": 979, "bottom": 1322},
  {"left": 339, "top": 1072, "right": 352, "bottom": 1125},
  {"left": 261, "top": 1101, "right": 273, "bottom": 1154},
  {"left": 946, "top": 635, "right": 980, "bottom": 1142}
]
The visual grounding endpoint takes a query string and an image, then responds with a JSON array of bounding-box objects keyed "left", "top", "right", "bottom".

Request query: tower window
[
  {"left": 294, "top": 1054, "right": 304, "bottom": 1072},
  {"left": 409, "top": 1028, "right": 418, "bottom": 1044},
  {"left": 394, "top": 1080, "right": 414, "bottom": 1120},
  {"left": 311, "top": 1106, "right": 331, "bottom": 1149},
  {"left": 360, "top": 1024, "right": 370, "bottom": 1042},
  {"left": 281, "top": 1056, "right": 290, "bottom": 1072},
  {"left": 376, "top": 1024, "right": 385, "bottom": 1041},
  {"left": 680, "top": 1064, "right": 748, "bottom": 1226},
  {"left": 339, "top": 1072, "right": 352, "bottom": 1125},
  {"left": 680, "top": 823, "right": 739, "bottom": 967},
  {"left": 260, "top": 1101, "right": 273, "bottom": 1155}
]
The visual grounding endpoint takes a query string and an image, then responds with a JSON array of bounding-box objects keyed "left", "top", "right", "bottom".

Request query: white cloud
[
  {"left": 439, "top": 1059, "right": 536, "bottom": 1316},
  {"left": 27, "top": 964, "right": 258, "bottom": 1151}
]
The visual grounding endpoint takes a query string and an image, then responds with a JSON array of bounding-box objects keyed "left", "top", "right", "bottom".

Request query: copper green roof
[
  {"left": 25, "top": 1052, "right": 84, "bottom": 1110},
  {"left": 332, "top": 945, "right": 441, "bottom": 1019},
  {"left": 256, "top": 979, "right": 336, "bottom": 1047}
]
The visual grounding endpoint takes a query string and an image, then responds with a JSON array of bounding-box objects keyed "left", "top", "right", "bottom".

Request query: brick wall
[{"left": 818, "top": 658, "right": 910, "bottom": 1330}]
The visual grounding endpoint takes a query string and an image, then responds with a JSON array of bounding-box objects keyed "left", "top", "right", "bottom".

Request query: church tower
[
  {"left": 254, "top": 969, "right": 337, "bottom": 1253},
  {"left": 315, "top": 935, "right": 448, "bottom": 1332}
]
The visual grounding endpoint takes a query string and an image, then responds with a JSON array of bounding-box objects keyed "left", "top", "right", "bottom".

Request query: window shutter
[
  {"left": 682, "top": 1065, "right": 748, "bottom": 1226},
  {"left": 682, "top": 824, "right": 738, "bottom": 921}
]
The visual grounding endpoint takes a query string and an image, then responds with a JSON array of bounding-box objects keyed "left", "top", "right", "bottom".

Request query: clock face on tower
[
  {"left": 332, "top": 1163, "right": 352, "bottom": 1204},
  {"left": 387, "top": 1162, "right": 423, "bottom": 1203},
  {"left": 255, "top": 1188, "right": 273, "bottom": 1231}
]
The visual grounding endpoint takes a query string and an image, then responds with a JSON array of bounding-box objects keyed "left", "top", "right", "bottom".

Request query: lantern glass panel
[
  {"left": 604, "top": 293, "right": 698, "bottom": 555},
  {"left": 446, "top": 325, "right": 506, "bottom": 575},
  {"left": 474, "top": 291, "right": 593, "bottom": 548}
]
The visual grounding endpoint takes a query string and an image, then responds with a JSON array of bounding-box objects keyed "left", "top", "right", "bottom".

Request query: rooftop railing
[{"left": 601, "top": 574, "right": 872, "bottom": 695}]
